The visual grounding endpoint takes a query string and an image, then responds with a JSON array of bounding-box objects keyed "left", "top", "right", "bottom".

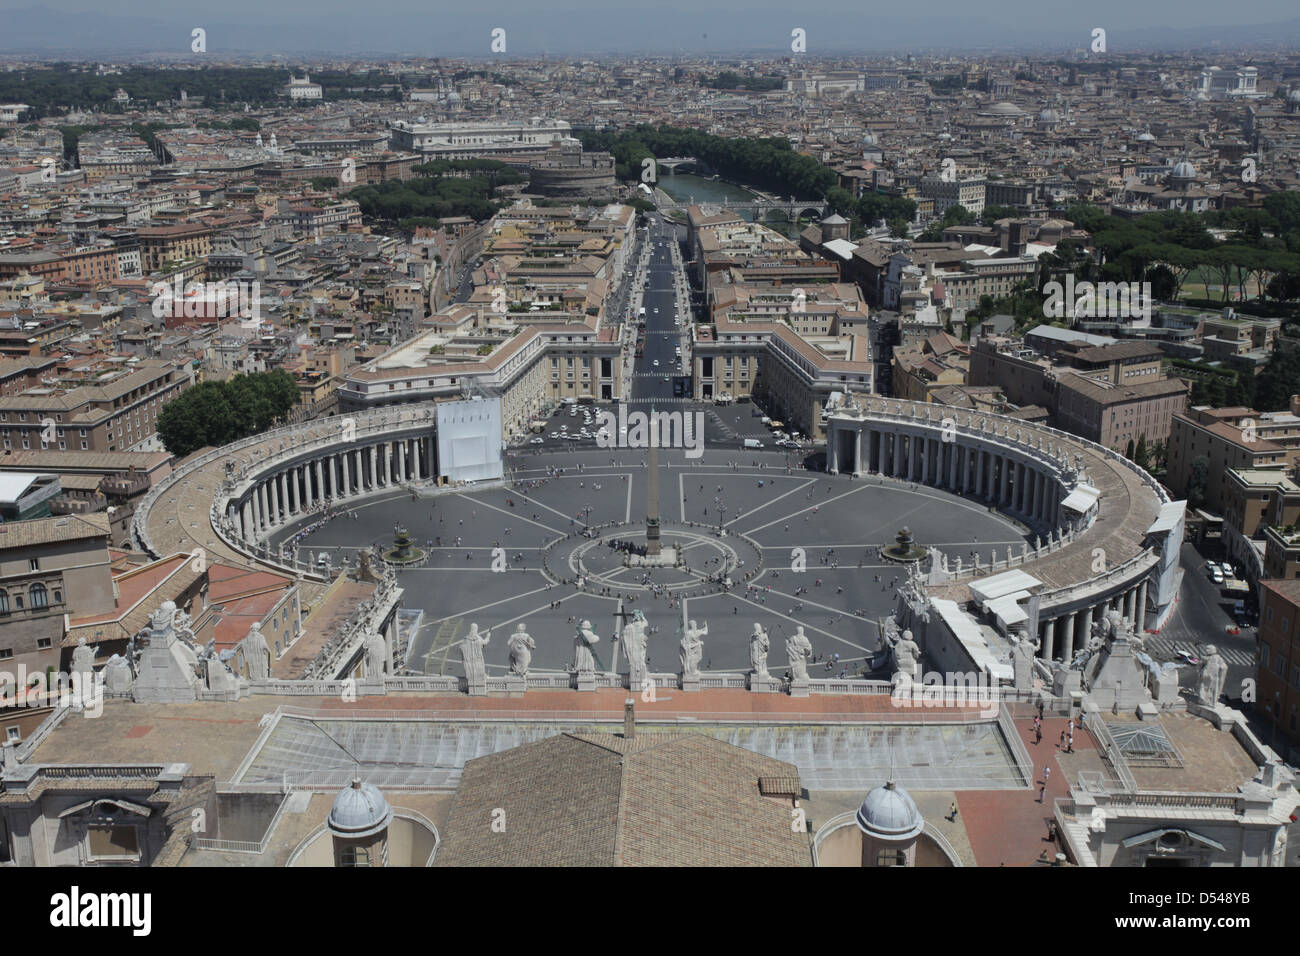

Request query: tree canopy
[
  {"left": 157, "top": 370, "right": 299, "bottom": 458},
  {"left": 349, "top": 159, "right": 525, "bottom": 228}
]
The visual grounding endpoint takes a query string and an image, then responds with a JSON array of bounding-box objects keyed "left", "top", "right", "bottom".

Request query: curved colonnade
[
  {"left": 133, "top": 405, "right": 442, "bottom": 595},
  {"left": 135, "top": 398, "right": 1179, "bottom": 669},
  {"left": 826, "top": 398, "right": 1179, "bottom": 664}
]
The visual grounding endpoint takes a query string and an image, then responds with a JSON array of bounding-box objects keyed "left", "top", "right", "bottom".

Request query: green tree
[
  {"left": 1254, "top": 343, "right": 1300, "bottom": 412},
  {"left": 1187, "top": 456, "right": 1210, "bottom": 510},
  {"left": 1134, "top": 435, "right": 1149, "bottom": 471},
  {"left": 157, "top": 371, "right": 299, "bottom": 457}
]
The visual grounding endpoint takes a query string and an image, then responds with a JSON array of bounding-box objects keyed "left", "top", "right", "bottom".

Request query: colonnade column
[
  {"left": 1042, "top": 617, "right": 1056, "bottom": 662},
  {"left": 1061, "top": 611, "right": 1077, "bottom": 662},
  {"left": 1136, "top": 580, "right": 1148, "bottom": 633}
]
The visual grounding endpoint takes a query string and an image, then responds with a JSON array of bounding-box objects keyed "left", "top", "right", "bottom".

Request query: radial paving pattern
[{"left": 273, "top": 447, "right": 1029, "bottom": 679}]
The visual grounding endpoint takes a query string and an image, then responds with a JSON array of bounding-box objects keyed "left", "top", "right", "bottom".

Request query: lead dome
[
  {"left": 855, "top": 778, "right": 924, "bottom": 842},
  {"left": 328, "top": 778, "right": 393, "bottom": 839}
]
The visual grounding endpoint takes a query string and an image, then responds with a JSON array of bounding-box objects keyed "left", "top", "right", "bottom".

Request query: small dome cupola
[
  {"left": 855, "top": 778, "right": 924, "bottom": 842},
  {"left": 328, "top": 778, "right": 393, "bottom": 840}
]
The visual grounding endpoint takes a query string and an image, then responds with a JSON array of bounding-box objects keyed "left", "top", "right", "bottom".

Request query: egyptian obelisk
[{"left": 646, "top": 408, "right": 661, "bottom": 556}]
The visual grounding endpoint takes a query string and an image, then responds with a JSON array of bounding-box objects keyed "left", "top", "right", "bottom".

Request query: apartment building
[
  {"left": 136, "top": 224, "right": 213, "bottom": 274},
  {"left": 891, "top": 332, "right": 970, "bottom": 402},
  {"left": 0, "top": 513, "right": 114, "bottom": 680},
  {"left": 1257, "top": 579, "right": 1300, "bottom": 758},
  {"left": 1053, "top": 373, "right": 1189, "bottom": 451},
  {"left": 1166, "top": 407, "right": 1300, "bottom": 514},
  {"left": 919, "top": 175, "right": 986, "bottom": 217},
  {"left": 691, "top": 287, "right": 874, "bottom": 439},
  {"left": 1200, "top": 316, "right": 1281, "bottom": 371},
  {"left": 0, "top": 359, "right": 192, "bottom": 454},
  {"left": 388, "top": 118, "right": 572, "bottom": 161},
  {"left": 337, "top": 314, "right": 623, "bottom": 440},
  {"left": 969, "top": 334, "right": 1188, "bottom": 452},
  {"left": 1263, "top": 527, "right": 1300, "bottom": 581}
]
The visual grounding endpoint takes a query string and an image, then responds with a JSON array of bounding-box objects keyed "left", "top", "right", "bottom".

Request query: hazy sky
[{"left": 3, "top": 0, "right": 1298, "bottom": 54}]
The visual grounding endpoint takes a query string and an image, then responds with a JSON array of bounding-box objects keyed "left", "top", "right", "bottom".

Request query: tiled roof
[
  {"left": 436, "top": 731, "right": 810, "bottom": 867},
  {"left": 0, "top": 512, "right": 110, "bottom": 549}
]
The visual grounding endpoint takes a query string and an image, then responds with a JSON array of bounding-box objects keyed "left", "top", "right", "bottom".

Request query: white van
[{"left": 743, "top": 438, "right": 764, "bottom": 449}]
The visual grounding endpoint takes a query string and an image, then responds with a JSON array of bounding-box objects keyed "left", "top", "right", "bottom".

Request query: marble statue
[
  {"left": 893, "top": 629, "right": 921, "bottom": 682},
  {"left": 364, "top": 629, "right": 389, "bottom": 679},
  {"left": 150, "top": 601, "right": 177, "bottom": 634},
  {"left": 680, "top": 619, "right": 707, "bottom": 678},
  {"left": 242, "top": 622, "right": 271, "bottom": 681},
  {"left": 1009, "top": 626, "right": 1039, "bottom": 689},
  {"left": 1196, "top": 645, "right": 1229, "bottom": 705},
  {"left": 786, "top": 626, "right": 813, "bottom": 682},
  {"left": 70, "top": 637, "right": 95, "bottom": 677},
  {"left": 623, "top": 610, "right": 648, "bottom": 689},
  {"left": 507, "top": 623, "right": 535, "bottom": 677},
  {"left": 574, "top": 620, "right": 600, "bottom": 675},
  {"left": 460, "top": 624, "right": 489, "bottom": 684},
  {"left": 104, "top": 654, "right": 133, "bottom": 695},
  {"left": 749, "top": 623, "right": 770, "bottom": 679}
]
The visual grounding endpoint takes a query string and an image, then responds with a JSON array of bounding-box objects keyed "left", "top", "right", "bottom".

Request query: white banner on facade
[{"left": 436, "top": 398, "right": 503, "bottom": 483}]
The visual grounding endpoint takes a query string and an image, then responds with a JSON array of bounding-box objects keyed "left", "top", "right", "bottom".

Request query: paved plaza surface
[{"left": 273, "top": 445, "right": 1028, "bottom": 679}]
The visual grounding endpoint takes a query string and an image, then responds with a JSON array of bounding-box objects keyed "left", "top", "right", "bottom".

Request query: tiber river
[{"left": 654, "top": 172, "right": 806, "bottom": 238}]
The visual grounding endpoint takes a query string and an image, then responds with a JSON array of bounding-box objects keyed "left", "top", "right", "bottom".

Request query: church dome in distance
[
  {"left": 1288, "top": 88, "right": 1300, "bottom": 103},
  {"left": 1038, "top": 108, "right": 1060, "bottom": 123},
  {"left": 1137, "top": 132, "right": 1156, "bottom": 142},
  {"left": 1170, "top": 159, "right": 1197, "bottom": 181},
  {"left": 855, "top": 778, "right": 924, "bottom": 842},
  {"left": 328, "top": 778, "right": 393, "bottom": 839},
  {"left": 986, "top": 101, "right": 1023, "bottom": 116}
]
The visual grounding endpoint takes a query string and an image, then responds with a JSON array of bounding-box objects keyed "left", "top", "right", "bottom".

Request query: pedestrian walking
[
  {"left": 1038, "top": 784, "right": 1046, "bottom": 803},
  {"left": 948, "top": 801, "right": 958, "bottom": 821},
  {"left": 1043, "top": 765, "right": 1051, "bottom": 784},
  {"left": 1059, "top": 730, "right": 1066, "bottom": 748},
  {"left": 1035, "top": 725, "right": 1042, "bottom": 745}
]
